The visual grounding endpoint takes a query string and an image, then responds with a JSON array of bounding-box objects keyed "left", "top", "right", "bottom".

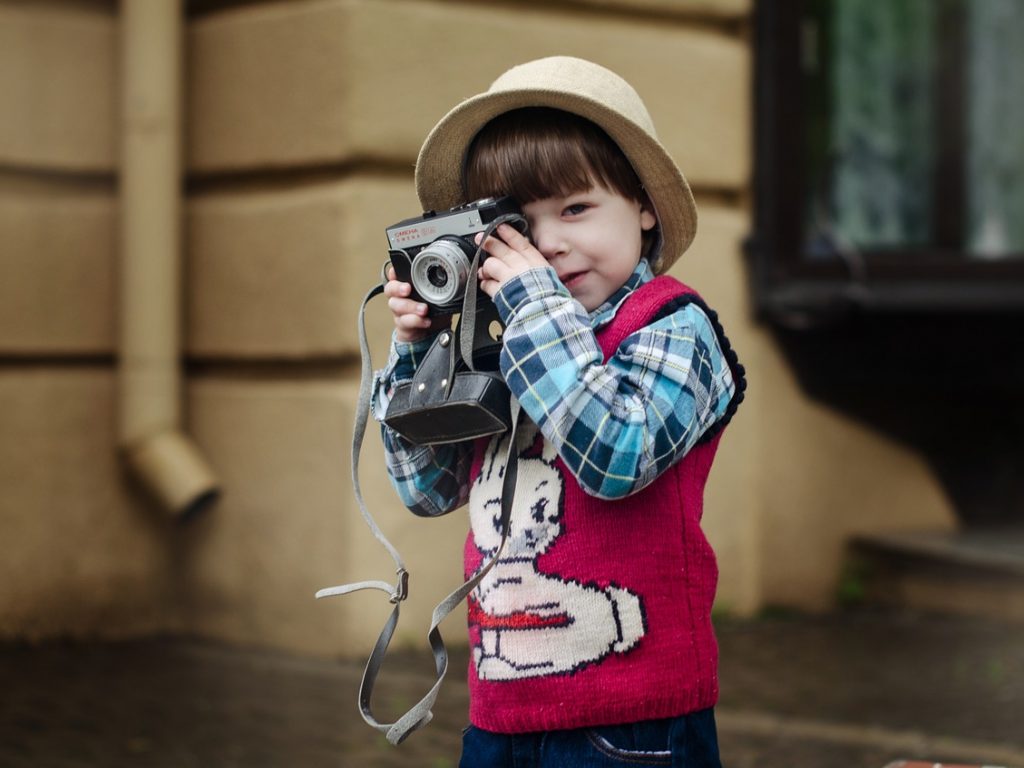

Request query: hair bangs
[{"left": 463, "top": 108, "right": 643, "bottom": 205}]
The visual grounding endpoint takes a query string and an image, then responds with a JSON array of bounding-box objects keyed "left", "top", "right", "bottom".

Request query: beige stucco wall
[{"left": 0, "top": 0, "right": 956, "bottom": 656}]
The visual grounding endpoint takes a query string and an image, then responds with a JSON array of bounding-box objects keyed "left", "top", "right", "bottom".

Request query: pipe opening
[
  {"left": 179, "top": 489, "right": 221, "bottom": 524},
  {"left": 122, "top": 430, "right": 221, "bottom": 518}
]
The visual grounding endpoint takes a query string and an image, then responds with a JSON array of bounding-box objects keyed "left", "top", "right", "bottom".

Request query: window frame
[{"left": 749, "top": 0, "right": 1024, "bottom": 324}]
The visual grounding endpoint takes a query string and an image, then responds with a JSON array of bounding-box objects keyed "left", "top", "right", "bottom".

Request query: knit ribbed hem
[{"left": 469, "top": 685, "right": 718, "bottom": 735}]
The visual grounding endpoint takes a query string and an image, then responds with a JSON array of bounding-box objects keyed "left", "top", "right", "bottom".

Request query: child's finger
[
  {"left": 481, "top": 235, "right": 533, "bottom": 272},
  {"left": 383, "top": 280, "right": 413, "bottom": 299},
  {"left": 396, "top": 313, "right": 431, "bottom": 330},
  {"left": 497, "top": 224, "right": 547, "bottom": 265},
  {"left": 497, "top": 223, "right": 532, "bottom": 248},
  {"left": 478, "top": 252, "right": 515, "bottom": 284},
  {"left": 478, "top": 278, "right": 499, "bottom": 299},
  {"left": 475, "top": 231, "right": 512, "bottom": 257},
  {"left": 388, "top": 296, "right": 428, "bottom": 317}
]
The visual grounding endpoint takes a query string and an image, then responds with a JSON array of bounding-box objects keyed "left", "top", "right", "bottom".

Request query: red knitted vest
[{"left": 462, "top": 275, "right": 740, "bottom": 733}]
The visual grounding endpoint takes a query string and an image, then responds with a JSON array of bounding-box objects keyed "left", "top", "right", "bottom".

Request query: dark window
[{"left": 751, "top": 0, "right": 1024, "bottom": 324}]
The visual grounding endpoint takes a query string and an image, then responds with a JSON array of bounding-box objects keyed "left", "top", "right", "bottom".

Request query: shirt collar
[{"left": 589, "top": 259, "right": 654, "bottom": 329}]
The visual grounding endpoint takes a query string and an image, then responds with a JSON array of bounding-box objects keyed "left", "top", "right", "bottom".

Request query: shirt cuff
[
  {"left": 493, "top": 266, "right": 568, "bottom": 324},
  {"left": 389, "top": 333, "right": 434, "bottom": 384},
  {"left": 372, "top": 332, "right": 434, "bottom": 420}
]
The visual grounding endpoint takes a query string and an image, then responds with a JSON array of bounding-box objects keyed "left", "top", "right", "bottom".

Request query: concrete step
[{"left": 848, "top": 526, "right": 1024, "bottom": 623}]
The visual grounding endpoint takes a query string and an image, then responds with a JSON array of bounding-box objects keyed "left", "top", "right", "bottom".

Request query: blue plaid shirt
[{"left": 372, "top": 259, "right": 735, "bottom": 516}]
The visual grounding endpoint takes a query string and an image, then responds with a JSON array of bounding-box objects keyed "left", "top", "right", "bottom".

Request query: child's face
[{"left": 521, "top": 184, "right": 657, "bottom": 312}]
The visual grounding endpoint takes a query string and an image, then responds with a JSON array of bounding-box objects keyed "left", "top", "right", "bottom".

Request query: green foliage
[{"left": 836, "top": 556, "right": 873, "bottom": 608}]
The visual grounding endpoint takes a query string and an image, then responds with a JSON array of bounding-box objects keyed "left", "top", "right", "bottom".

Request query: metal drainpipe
[{"left": 118, "top": 0, "right": 219, "bottom": 518}]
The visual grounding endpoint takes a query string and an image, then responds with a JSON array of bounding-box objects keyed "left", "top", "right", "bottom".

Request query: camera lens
[
  {"left": 426, "top": 264, "right": 449, "bottom": 288},
  {"left": 411, "top": 238, "right": 472, "bottom": 307}
]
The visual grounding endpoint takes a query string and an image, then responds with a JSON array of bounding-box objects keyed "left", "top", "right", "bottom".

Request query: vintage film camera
[
  {"left": 385, "top": 196, "right": 528, "bottom": 316},
  {"left": 381, "top": 197, "right": 528, "bottom": 444}
]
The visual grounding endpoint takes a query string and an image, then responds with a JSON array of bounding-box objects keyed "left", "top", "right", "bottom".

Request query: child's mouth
[{"left": 559, "top": 271, "right": 587, "bottom": 289}]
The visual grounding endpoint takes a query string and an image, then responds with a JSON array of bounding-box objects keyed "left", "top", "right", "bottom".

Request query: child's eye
[{"left": 564, "top": 203, "right": 589, "bottom": 216}]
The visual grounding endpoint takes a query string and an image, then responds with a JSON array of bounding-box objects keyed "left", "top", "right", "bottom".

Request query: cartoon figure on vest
[
  {"left": 372, "top": 57, "right": 746, "bottom": 768},
  {"left": 467, "top": 423, "right": 646, "bottom": 681}
]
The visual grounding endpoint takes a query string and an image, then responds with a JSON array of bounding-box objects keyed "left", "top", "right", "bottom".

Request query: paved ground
[{"left": 2, "top": 608, "right": 1022, "bottom": 767}]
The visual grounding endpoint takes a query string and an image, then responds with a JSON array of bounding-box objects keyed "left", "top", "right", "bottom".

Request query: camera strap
[
  {"left": 459, "top": 212, "right": 525, "bottom": 372},
  {"left": 316, "top": 255, "right": 524, "bottom": 745}
]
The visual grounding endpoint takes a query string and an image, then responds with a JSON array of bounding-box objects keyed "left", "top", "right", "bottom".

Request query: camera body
[
  {"left": 381, "top": 197, "right": 526, "bottom": 443},
  {"left": 385, "top": 196, "right": 527, "bottom": 315}
]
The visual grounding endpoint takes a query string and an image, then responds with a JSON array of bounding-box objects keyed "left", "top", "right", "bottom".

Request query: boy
[{"left": 374, "top": 57, "right": 744, "bottom": 767}]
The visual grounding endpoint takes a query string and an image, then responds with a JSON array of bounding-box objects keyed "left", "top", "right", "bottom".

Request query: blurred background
[{"left": 1, "top": 0, "right": 1022, "bottom": 766}]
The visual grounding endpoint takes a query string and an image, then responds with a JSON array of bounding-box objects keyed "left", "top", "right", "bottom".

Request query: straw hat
[{"left": 414, "top": 56, "right": 697, "bottom": 273}]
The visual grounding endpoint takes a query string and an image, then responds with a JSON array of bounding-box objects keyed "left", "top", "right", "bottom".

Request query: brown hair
[{"left": 463, "top": 108, "right": 646, "bottom": 205}]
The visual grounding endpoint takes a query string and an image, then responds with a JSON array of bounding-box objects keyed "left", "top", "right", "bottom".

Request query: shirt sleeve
[
  {"left": 372, "top": 333, "right": 474, "bottom": 517},
  {"left": 494, "top": 267, "right": 736, "bottom": 499}
]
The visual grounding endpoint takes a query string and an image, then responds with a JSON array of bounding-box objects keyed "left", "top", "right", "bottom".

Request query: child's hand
[
  {"left": 475, "top": 224, "right": 549, "bottom": 298},
  {"left": 383, "top": 266, "right": 450, "bottom": 343}
]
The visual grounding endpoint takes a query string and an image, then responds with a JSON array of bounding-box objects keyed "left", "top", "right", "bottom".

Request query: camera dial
[
  {"left": 411, "top": 238, "right": 473, "bottom": 307},
  {"left": 452, "top": 197, "right": 496, "bottom": 212}
]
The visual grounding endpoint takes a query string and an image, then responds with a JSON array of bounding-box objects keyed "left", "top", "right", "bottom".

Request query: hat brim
[{"left": 415, "top": 88, "right": 697, "bottom": 274}]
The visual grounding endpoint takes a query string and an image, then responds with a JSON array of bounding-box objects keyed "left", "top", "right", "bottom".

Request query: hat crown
[{"left": 486, "top": 56, "right": 659, "bottom": 139}]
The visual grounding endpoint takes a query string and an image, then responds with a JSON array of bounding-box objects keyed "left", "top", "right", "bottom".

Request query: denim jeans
[{"left": 458, "top": 708, "right": 722, "bottom": 768}]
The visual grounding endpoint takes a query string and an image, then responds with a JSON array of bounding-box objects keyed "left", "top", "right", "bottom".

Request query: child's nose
[{"left": 531, "top": 223, "right": 566, "bottom": 260}]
